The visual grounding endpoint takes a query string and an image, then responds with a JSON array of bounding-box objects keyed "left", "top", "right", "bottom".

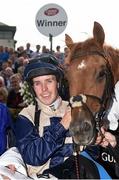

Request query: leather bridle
[{"left": 69, "top": 50, "right": 115, "bottom": 133}]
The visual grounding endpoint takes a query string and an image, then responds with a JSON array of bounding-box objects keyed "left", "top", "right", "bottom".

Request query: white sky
[{"left": 0, "top": 0, "right": 119, "bottom": 51}]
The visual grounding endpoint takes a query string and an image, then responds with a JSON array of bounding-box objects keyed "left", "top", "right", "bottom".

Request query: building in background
[{"left": 0, "top": 22, "right": 16, "bottom": 49}]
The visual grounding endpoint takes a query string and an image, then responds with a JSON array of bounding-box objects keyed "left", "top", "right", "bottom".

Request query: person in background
[
  {"left": 41, "top": 45, "right": 49, "bottom": 54},
  {"left": 31, "top": 44, "right": 41, "bottom": 58},
  {"left": 17, "top": 46, "right": 24, "bottom": 58},
  {"left": 63, "top": 47, "right": 70, "bottom": 61},
  {"left": 25, "top": 43, "right": 33, "bottom": 58},
  {"left": 0, "top": 103, "right": 12, "bottom": 155},
  {"left": 0, "top": 62, "right": 9, "bottom": 80},
  {"left": 7, "top": 73, "right": 26, "bottom": 120},
  {"left": 0, "top": 76, "right": 5, "bottom": 88},
  {"left": 4, "top": 67, "right": 14, "bottom": 89},
  {"left": 54, "top": 45, "right": 64, "bottom": 65},
  {"left": 7, "top": 73, "right": 24, "bottom": 108},
  {"left": 14, "top": 56, "right": 25, "bottom": 74},
  {"left": 0, "top": 87, "right": 8, "bottom": 104}
]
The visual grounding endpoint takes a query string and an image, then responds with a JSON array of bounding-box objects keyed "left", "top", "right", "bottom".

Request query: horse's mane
[{"left": 103, "top": 45, "right": 119, "bottom": 62}]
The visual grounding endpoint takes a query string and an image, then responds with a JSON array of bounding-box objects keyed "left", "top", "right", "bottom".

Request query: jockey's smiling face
[{"left": 33, "top": 74, "right": 59, "bottom": 105}]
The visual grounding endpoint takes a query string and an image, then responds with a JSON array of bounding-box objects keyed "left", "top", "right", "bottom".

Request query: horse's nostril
[{"left": 70, "top": 121, "right": 91, "bottom": 135}]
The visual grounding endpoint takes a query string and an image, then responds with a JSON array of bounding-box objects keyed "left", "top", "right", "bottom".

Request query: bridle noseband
[{"left": 70, "top": 94, "right": 102, "bottom": 132}]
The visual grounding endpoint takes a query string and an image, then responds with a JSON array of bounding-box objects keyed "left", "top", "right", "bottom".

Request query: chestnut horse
[{"left": 64, "top": 21, "right": 119, "bottom": 147}]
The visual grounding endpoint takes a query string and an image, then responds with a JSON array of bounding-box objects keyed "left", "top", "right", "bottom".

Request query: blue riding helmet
[{"left": 24, "top": 53, "right": 64, "bottom": 83}]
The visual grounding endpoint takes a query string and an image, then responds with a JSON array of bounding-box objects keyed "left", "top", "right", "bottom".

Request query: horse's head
[{"left": 65, "top": 22, "right": 119, "bottom": 147}]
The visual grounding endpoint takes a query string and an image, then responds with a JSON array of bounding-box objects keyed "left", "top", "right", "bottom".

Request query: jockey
[
  {"left": 0, "top": 53, "right": 117, "bottom": 179},
  {"left": 12, "top": 53, "right": 72, "bottom": 177}
]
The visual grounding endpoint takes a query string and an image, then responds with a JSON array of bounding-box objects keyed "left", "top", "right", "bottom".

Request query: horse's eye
[{"left": 97, "top": 70, "right": 106, "bottom": 81}]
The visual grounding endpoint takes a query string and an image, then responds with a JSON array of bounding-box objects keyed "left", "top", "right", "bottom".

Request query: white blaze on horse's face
[{"left": 77, "top": 59, "right": 87, "bottom": 70}]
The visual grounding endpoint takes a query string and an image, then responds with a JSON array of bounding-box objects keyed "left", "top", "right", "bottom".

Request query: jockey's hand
[{"left": 60, "top": 107, "right": 71, "bottom": 130}]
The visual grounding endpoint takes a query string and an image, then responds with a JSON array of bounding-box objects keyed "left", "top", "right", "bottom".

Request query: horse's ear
[
  {"left": 65, "top": 34, "right": 74, "bottom": 49},
  {"left": 93, "top": 21, "right": 105, "bottom": 46}
]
